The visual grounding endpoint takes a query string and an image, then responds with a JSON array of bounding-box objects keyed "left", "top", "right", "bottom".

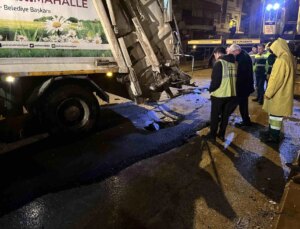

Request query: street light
[
  {"left": 266, "top": 2, "right": 280, "bottom": 11},
  {"left": 5, "top": 76, "right": 15, "bottom": 83},
  {"left": 263, "top": 2, "right": 281, "bottom": 35},
  {"left": 266, "top": 3, "right": 273, "bottom": 11},
  {"left": 273, "top": 3, "right": 280, "bottom": 10}
]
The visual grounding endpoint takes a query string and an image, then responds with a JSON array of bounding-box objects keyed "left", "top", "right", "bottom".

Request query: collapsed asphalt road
[
  {"left": 0, "top": 70, "right": 299, "bottom": 228},
  {"left": 0, "top": 89, "right": 210, "bottom": 222}
]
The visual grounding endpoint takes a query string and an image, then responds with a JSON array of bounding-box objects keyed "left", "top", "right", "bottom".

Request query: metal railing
[{"left": 175, "top": 54, "right": 195, "bottom": 75}]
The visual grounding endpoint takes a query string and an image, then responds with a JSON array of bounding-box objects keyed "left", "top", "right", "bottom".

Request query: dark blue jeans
[{"left": 256, "top": 74, "right": 266, "bottom": 103}]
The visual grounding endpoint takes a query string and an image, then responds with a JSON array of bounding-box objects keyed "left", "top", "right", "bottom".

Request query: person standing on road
[
  {"left": 253, "top": 44, "right": 267, "bottom": 105},
  {"left": 228, "top": 44, "right": 254, "bottom": 127},
  {"left": 261, "top": 38, "right": 295, "bottom": 143},
  {"left": 249, "top": 45, "right": 258, "bottom": 62},
  {"left": 249, "top": 45, "right": 258, "bottom": 88},
  {"left": 265, "top": 42, "right": 276, "bottom": 82},
  {"left": 205, "top": 47, "right": 237, "bottom": 141}
]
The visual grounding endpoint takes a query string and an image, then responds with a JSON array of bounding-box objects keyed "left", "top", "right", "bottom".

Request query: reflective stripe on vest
[
  {"left": 254, "top": 54, "right": 267, "bottom": 63},
  {"left": 254, "top": 54, "right": 267, "bottom": 74},
  {"left": 211, "top": 59, "right": 237, "bottom": 98}
]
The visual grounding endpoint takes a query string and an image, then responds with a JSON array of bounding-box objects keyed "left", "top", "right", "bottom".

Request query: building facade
[
  {"left": 173, "top": 0, "right": 245, "bottom": 39},
  {"left": 216, "top": 0, "right": 245, "bottom": 34},
  {"left": 246, "top": 0, "right": 300, "bottom": 37}
]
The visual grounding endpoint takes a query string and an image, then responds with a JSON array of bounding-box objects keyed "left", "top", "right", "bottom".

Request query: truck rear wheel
[{"left": 42, "top": 84, "right": 99, "bottom": 137}]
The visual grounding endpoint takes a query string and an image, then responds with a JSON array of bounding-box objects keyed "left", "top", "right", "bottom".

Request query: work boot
[{"left": 217, "top": 133, "right": 225, "bottom": 142}]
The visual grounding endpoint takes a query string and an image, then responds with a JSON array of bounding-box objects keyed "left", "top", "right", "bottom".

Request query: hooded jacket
[{"left": 263, "top": 38, "right": 295, "bottom": 116}]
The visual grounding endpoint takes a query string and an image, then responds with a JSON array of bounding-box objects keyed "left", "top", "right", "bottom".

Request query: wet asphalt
[
  {"left": 0, "top": 69, "right": 299, "bottom": 228},
  {"left": 0, "top": 84, "right": 210, "bottom": 228}
]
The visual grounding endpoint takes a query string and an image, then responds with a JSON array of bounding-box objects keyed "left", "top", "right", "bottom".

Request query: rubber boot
[
  {"left": 260, "top": 126, "right": 280, "bottom": 143},
  {"left": 269, "top": 128, "right": 280, "bottom": 143}
]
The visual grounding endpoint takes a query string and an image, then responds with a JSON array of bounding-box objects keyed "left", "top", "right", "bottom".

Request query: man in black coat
[{"left": 229, "top": 44, "right": 255, "bottom": 126}]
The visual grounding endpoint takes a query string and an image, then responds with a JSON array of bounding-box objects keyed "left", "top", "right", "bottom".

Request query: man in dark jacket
[
  {"left": 265, "top": 42, "right": 276, "bottom": 81},
  {"left": 205, "top": 47, "right": 237, "bottom": 141},
  {"left": 229, "top": 44, "right": 255, "bottom": 127}
]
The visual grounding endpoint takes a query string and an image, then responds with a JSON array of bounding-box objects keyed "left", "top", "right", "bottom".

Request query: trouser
[
  {"left": 237, "top": 96, "right": 251, "bottom": 123},
  {"left": 269, "top": 114, "right": 283, "bottom": 140},
  {"left": 210, "top": 96, "right": 236, "bottom": 137},
  {"left": 229, "top": 28, "right": 236, "bottom": 38},
  {"left": 256, "top": 74, "right": 267, "bottom": 103}
]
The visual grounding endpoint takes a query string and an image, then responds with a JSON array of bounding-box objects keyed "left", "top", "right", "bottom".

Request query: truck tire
[{"left": 42, "top": 84, "right": 99, "bottom": 137}]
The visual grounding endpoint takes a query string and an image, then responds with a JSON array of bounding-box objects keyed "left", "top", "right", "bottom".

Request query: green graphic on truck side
[
  {"left": 0, "top": 48, "right": 113, "bottom": 58},
  {"left": 0, "top": 1, "right": 112, "bottom": 58}
]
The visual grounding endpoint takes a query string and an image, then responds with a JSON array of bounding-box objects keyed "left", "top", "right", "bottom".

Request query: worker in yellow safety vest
[
  {"left": 249, "top": 45, "right": 258, "bottom": 88},
  {"left": 252, "top": 44, "right": 268, "bottom": 105},
  {"left": 229, "top": 18, "right": 237, "bottom": 37},
  {"left": 204, "top": 47, "right": 237, "bottom": 141}
]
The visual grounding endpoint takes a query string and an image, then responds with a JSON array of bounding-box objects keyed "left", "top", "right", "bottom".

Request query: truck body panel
[
  {"left": 0, "top": 0, "right": 189, "bottom": 138},
  {"left": 0, "top": 0, "right": 127, "bottom": 77}
]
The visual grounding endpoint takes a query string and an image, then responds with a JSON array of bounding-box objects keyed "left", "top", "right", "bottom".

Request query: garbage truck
[{"left": 0, "top": 0, "right": 189, "bottom": 137}]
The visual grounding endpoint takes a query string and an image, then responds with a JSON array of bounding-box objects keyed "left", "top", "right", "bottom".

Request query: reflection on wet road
[
  {"left": 0, "top": 70, "right": 299, "bottom": 228},
  {"left": 0, "top": 93, "right": 210, "bottom": 219}
]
